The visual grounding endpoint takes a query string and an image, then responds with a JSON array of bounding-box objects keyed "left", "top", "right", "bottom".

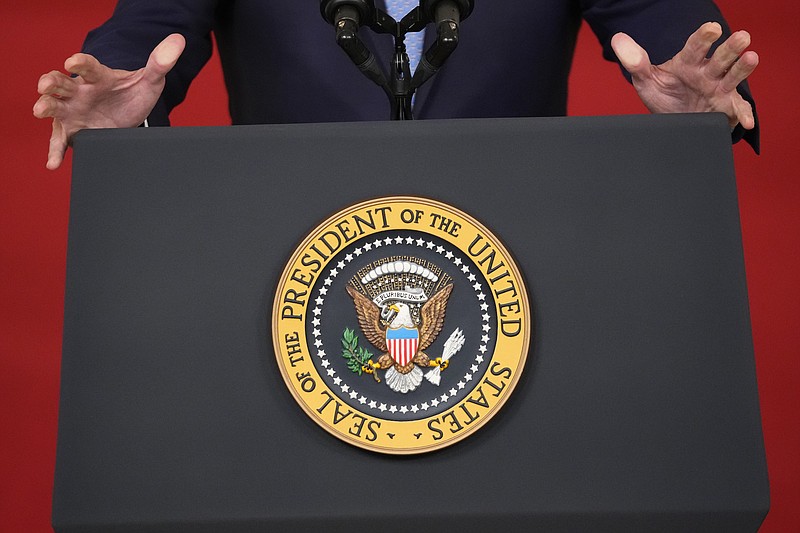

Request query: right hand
[
  {"left": 611, "top": 23, "right": 758, "bottom": 131},
  {"left": 33, "top": 33, "right": 186, "bottom": 170}
]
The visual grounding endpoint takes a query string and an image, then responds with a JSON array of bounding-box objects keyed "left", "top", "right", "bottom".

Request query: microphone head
[
  {"left": 420, "top": 0, "right": 475, "bottom": 21},
  {"left": 320, "top": 0, "right": 377, "bottom": 25}
]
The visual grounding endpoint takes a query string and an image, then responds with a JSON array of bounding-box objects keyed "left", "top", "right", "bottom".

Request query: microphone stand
[
  {"left": 391, "top": 34, "right": 413, "bottom": 120},
  {"left": 321, "top": 0, "right": 472, "bottom": 120}
]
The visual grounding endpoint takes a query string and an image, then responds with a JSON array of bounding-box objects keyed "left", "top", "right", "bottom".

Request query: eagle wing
[
  {"left": 418, "top": 284, "right": 453, "bottom": 351},
  {"left": 345, "top": 285, "right": 387, "bottom": 352}
]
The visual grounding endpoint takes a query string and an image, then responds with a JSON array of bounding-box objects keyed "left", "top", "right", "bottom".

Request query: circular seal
[{"left": 273, "top": 197, "right": 530, "bottom": 454}]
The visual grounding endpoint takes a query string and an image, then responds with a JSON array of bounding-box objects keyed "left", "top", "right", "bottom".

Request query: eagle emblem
[{"left": 344, "top": 258, "right": 463, "bottom": 393}]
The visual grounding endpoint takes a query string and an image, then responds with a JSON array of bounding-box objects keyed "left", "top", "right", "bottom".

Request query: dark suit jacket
[{"left": 82, "top": 0, "right": 758, "bottom": 150}]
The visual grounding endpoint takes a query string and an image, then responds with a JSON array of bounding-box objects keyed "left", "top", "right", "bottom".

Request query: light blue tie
[{"left": 384, "top": 0, "right": 426, "bottom": 74}]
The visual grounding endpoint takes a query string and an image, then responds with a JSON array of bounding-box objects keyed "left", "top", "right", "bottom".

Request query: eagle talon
[
  {"left": 362, "top": 360, "right": 382, "bottom": 382},
  {"left": 434, "top": 357, "right": 449, "bottom": 371}
]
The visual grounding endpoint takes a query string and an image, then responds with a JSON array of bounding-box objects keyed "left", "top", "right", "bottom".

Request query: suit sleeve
[
  {"left": 579, "top": 0, "right": 759, "bottom": 153},
  {"left": 81, "top": 0, "right": 220, "bottom": 126}
]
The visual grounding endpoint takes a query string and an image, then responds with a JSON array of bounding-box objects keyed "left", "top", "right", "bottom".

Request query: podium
[{"left": 53, "top": 115, "right": 769, "bottom": 532}]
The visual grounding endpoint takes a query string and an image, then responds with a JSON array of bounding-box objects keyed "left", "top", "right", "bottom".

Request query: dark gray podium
[{"left": 54, "top": 115, "right": 769, "bottom": 532}]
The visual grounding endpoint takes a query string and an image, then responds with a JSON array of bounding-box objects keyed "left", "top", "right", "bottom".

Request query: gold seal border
[{"left": 272, "top": 196, "right": 531, "bottom": 454}]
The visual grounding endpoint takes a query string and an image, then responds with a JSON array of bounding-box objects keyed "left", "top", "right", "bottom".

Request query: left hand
[
  {"left": 33, "top": 34, "right": 186, "bottom": 170},
  {"left": 611, "top": 22, "right": 759, "bottom": 130}
]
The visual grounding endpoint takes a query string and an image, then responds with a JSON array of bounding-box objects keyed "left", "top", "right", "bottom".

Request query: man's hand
[
  {"left": 611, "top": 22, "right": 758, "bottom": 131},
  {"left": 33, "top": 34, "right": 186, "bottom": 170}
]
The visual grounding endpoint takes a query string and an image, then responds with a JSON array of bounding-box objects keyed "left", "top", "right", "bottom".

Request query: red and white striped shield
[{"left": 386, "top": 327, "right": 419, "bottom": 367}]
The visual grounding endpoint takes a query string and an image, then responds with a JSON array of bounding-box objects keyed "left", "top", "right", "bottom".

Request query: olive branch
[{"left": 341, "top": 328, "right": 373, "bottom": 375}]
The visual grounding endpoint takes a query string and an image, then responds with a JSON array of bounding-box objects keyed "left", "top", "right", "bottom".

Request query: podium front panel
[{"left": 54, "top": 115, "right": 768, "bottom": 532}]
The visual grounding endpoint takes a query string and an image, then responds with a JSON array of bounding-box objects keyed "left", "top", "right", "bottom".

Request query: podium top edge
[{"left": 72, "top": 113, "right": 731, "bottom": 143}]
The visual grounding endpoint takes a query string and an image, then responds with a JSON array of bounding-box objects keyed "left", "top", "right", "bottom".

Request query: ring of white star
[{"left": 309, "top": 234, "right": 493, "bottom": 417}]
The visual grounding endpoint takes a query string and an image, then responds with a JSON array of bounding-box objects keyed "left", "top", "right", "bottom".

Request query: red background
[{"left": 1, "top": 1, "right": 797, "bottom": 531}]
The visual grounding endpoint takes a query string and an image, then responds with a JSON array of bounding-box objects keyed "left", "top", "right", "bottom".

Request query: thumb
[
  {"left": 611, "top": 32, "right": 652, "bottom": 81},
  {"left": 143, "top": 33, "right": 186, "bottom": 83}
]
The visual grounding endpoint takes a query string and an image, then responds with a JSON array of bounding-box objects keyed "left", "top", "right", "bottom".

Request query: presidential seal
[{"left": 273, "top": 197, "right": 530, "bottom": 454}]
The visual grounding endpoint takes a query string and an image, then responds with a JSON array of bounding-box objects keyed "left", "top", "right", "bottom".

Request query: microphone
[
  {"left": 319, "top": 1, "right": 389, "bottom": 90},
  {"left": 411, "top": 0, "right": 474, "bottom": 89},
  {"left": 320, "top": 0, "right": 375, "bottom": 26},
  {"left": 420, "top": 0, "right": 474, "bottom": 22},
  {"left": 320, "top": 0, "right": 475, "bottom": 119}
]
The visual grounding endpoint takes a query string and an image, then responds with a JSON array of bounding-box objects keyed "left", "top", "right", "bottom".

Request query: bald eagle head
[{"left": 388, "top": 302, "right": 415, "bottom": 329}]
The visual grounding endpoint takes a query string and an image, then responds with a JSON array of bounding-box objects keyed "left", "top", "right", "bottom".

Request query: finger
[
  {"left": 733, "top": 95, "right": 755, "bottom": 130},
  {"left": 721, "top": 50, "right": 759, "bottom": 93},
  {"left": 143, "top": 33, "right": 186, "bottom": 83},
  {"left": 33, "top": 94, "right": 68, "bottom": 119},
  {"left": 707, "top": 30, "right": 752, "bottom": 79},
  {"left": 38, "top": 70, "right": 78, "bottom": 98},
  {"left": 611, "top": 32, "right": 653, "bottom": 81},
  {"left": 678, "top": 22, "right": 723, "bottom": 65},
  {"left": 46, "top": 119, "right": 68, "bottom": 170},
  {"left": 64, "top": 53, "right": 106, "bottom": 84}
]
